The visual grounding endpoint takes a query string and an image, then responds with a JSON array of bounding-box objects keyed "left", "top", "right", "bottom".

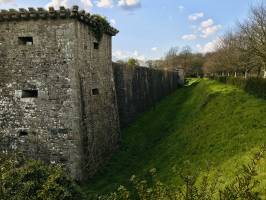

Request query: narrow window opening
[
  {"left": 21, "top": 90, "right": 38, "bottom": 98},
  {"left": 92, "top": 88, "right": 99, "bottom": 95},
  {"left": 18, "top": 37, "right": 33, "bottom": 45},
  {"left": 93, "top": 42, "right": 99, "bottom": 49},
  {"left": 19, "top": 130, "right": 28, "bottom": 137}
]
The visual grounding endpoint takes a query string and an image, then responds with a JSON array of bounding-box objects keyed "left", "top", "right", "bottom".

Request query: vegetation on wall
[
  {"left": 90, "top": 14, "right": 111, "bottom": 42},
  {"left": 127, "top": 58, "right": 140, "bottom": 67}
]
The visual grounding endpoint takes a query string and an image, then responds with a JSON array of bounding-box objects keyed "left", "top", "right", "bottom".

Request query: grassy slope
[{"left": 85, "top": 79, "right": 266, "bottom": 195}]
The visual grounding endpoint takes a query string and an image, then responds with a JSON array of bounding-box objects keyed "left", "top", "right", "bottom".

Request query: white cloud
[
  {"left": 151, "top": 47, "right": 158, "bottom": 51},
  {"left": 188, "top": 12, "right": 204, "bottom": 21},
  {"left": 46, "top": 0, "right": 93, "bottom": 10},
  {"left": 113, "top": 50, "right": 128, "bottom": 60},
  {"left": 80, "top": 0, "right": 93, "bottom": 8},
  {"left": 196, "top": 38, "right": 220, "bottom": 54},
  {"left": 133, "top": 50, "right": 145, "bottom": 61},
  {"left": 201, "top": 24, "right": 222, "bottom": 38},
  {"left": 96, "top": 0, "right": 113, "bottom": 8},
  {"left": 197, "top": 18, "right": 222, "bottom": 38},
  {"left": 178, "top": 5, "right": 184, "bottom": 11},
  {"left": 113, "top": 49, "right": 146, "bottom": 61},
  {"left": 182, "top": 34, "right": 197, "bottom": 41},
  {"left": 46, "top": 0, "right": 69, "bottom": 8},
  {"left": 110, "top": 19, "right": 116, "bottom": 26},
  {"left": 201, "top": 19, "right": 214, "bottom": 28},
  {"left": 118, "top": 0, "right": 141, "bottom": 10},
  {"left": 0, "top": 0, "right": 15, "bottom": 3}
]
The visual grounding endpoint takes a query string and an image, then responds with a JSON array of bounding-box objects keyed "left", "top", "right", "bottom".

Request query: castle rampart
[
  {"left": 0, "top": 5, "right": 183, "bottom": 181},
  {"left": 0, "top": 6, "right": 119, "bottom": 181}
]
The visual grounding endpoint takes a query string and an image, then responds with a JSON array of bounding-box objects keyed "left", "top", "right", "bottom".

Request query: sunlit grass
[{"left": 84, "top": 79, "right": 266, "bottom": 196}]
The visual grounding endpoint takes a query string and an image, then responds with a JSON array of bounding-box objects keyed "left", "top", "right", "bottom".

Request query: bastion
[{"left": 0, "top": 6, "right": 120, "bottom": 181}]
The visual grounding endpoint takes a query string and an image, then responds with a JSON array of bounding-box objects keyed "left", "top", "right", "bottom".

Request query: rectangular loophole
[
  {"left": 18, "top": 37, "right": 33, "bottom": 45},
  {"left": 93, "top": 42, "right": 99, "bottom": 49},
  {"left": 19, "top": 130, "right": 28, "bottom": 137},
  {"left": 92, "top": 88, "right": 99, "bottom": 95},
  {"left": 21, "top": 90, "right": 38, "bottom": 98}
]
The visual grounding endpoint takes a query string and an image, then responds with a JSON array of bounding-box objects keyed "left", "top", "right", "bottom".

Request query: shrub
[
  {"left": 219, "top": 146, "right": 266, "bottom": 200},
  {"left": 97, "top": 146, "right": 266, "bottom": 200},
  {"left": 210, "top": 76, "right": 266, "bottom": 99},
  {"left": 0, "top": 153, "right": 84, "bottom": 200}
]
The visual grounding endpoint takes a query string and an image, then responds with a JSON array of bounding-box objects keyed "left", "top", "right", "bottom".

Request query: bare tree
[
  {"left": 164, "top": 46, "right": 180, "bottom": 70},
  {"left": 238, "top": 3, "right": 266, "bottom": 77},
  {"left": 203, "top": 3, "right": 266, "bottom": 78}
]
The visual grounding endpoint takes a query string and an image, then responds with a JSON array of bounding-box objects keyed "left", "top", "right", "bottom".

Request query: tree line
[
  {"left": 143, "top": 3, "right": 266, "bottom": 78},
  {"left": 204, "top": 3, "right": 266, "bottom": 78}
]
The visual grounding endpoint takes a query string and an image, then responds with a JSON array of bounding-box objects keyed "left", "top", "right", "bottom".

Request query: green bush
[
  {"left": 1, "top": 147, "right": 265, "bottom": 200},
  {"left": 211, "top": 76, "right": 266, "bottom": 99},
  {"left": 0, "top": 153, "right": 84, "bottom": 200},
  {"left": 97, "top": 146, "right": 266, "bottom": 200}
]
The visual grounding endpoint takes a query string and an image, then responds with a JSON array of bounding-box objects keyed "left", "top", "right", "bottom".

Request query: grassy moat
[
  {"left": 84, "top": 79, "right": 266, "bottom": 197},
  {"left": 2, "top": 79, "right": 266, "bottom": 199}
]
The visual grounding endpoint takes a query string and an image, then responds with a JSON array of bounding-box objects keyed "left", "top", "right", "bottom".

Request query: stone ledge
[{"left": 0, "top": 5, "right": 119, "bottom": 36}]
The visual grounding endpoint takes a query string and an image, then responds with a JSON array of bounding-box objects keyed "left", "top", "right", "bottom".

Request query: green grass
[{"left": 84, "top": 79, "right": 266, "bottom": 196}]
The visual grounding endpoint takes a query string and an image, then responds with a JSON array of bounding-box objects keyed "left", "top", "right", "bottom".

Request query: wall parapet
[{"left": 0, "top": 6, "right": 118, "bottom": 36}]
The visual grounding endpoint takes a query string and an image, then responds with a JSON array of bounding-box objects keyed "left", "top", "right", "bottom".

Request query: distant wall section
[{"left": 113, "top": 63, "right": 183, "bottom": 128}]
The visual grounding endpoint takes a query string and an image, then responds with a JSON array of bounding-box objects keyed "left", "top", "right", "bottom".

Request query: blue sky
[{"left": 0, "top": 0, "right": 261, "bottom": 61}]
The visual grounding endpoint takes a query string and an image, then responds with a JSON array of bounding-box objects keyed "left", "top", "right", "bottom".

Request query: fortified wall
[
  {"left": 0, "top": 6, "right": 120, "bottom": 181},
  {"left": 113, "top": 63, "right": 183, "bottom": 127},
  {"left": 0, "top": 6, "right": 183, "bottom": 181}
]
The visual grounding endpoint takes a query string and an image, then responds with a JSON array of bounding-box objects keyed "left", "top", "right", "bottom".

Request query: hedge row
[{"left": 211, "top": 76, "right": 266, "bottom": 99}]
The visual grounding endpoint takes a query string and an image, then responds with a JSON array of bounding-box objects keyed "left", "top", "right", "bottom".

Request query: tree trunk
[
  {"left": 245, "top": 70, "right": 248, "bottom": 79},
  {"left": 263, "top": 69, "right": 266, "bottom": 79},
  {"left": 257, "top": 66, "right": 261, "bottom": 78},
  {"left": 234, "top": 72, "right": 237, "bottom": 77}
]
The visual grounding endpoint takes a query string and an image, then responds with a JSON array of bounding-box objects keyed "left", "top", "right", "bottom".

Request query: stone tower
[{"left": 0, "top": 6, "right": 120, "bottom": 180}]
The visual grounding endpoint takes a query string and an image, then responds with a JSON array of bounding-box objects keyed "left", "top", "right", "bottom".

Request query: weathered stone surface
[
  {"left": 113, "top": 63, "right": 183, "bottom": 128},
  {"left": 0, "top": 16, "right": 120, "bottom": 181},
  {"left": 0, "top": 6, "right": 183, "bottom": 181}
]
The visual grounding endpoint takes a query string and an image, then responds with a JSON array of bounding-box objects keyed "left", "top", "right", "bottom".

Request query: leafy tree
[{"left": 127, "top": 58, "right": 139, "bottom": 67}]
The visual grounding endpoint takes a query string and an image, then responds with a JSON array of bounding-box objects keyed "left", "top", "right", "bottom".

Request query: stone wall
[
  {"left": 0, "top": 6, "right": 182, "bottom": 181},
  {"left": 0, "top": 18, "right": 120, "bottom": 181},
  {"left": 0, "top": 19, "right": 82, "bottom": 178},
  {"left": 113, "top": 63, "right": 183, "bottom": 128},
  {"left": 74, "top": 22, "right": 120, "bottom": 179}
]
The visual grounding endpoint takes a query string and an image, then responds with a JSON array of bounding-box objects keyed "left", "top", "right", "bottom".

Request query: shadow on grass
[
  {"left": 84, "top": 79, "right": 266, "bottom": 197},
  {"left": 83, "top": 81, "right": 201, "bottom": 194}
]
